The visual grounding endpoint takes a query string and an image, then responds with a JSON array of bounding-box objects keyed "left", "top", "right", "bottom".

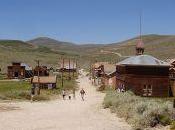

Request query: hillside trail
[{"left": 0, "top": 74, "right": 131, "bottom": 130}]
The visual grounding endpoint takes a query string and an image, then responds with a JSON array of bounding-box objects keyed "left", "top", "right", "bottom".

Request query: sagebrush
[{"left": 103, "top": 90, "right": 175, "bottom": 129}]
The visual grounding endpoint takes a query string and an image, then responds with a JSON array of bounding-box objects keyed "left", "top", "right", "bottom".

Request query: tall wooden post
[
  {"left": 35, "top": 60, "right": 40, "bottom": 95},
  {"left": 61, "top": 58, "right": 64, "bottom": 88},
  {"left": 73, "top": 59, "right": 75, "bottom": 77},
  {"left": 75, "top": 59, "right": 77, "bottom": 77},
  {"left": 68, "top": 58, "right": 71, "bottom": 80}
]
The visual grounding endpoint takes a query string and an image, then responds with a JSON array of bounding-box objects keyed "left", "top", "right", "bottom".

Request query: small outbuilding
[
  {"left": 7, "top": 62, "right": 33, "bottom": 79},
  {"left": 31, "top": 76, "right": 57, "bottom": 89},
  {"left": 116, "top": 55, "right": 170, "bottom": 97}
]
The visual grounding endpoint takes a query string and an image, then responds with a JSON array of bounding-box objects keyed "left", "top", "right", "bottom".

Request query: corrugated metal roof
[
  {"left": 117, "top": 55, "right": 170, "bottom": 66},
  {"left": 32, "top": 76, "right": 57, "bottom": 84}
]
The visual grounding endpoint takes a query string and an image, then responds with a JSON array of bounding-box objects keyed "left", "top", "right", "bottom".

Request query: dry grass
[{"left": 103, "top": 89, "right": 175, "bottom": 129}]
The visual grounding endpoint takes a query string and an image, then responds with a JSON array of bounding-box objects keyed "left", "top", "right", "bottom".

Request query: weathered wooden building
[
  {"left": 31, "top": 76, "right": 57, "bottom": 89},
  {"left": 91, "top": 62, "right": 108, "bottom": 85},
  {"left": 33, "top": 66, "right": 49, "bottom": 76},
  {"left": 7, "top": 62, "right": 33, "bottom": 79},
  {"left": 91, "top": 62, "right": 107, "bottom": 78},
  {"left": 101, "top": 64, "right": 116, "bottom": 88},
  {"left": 116, "top": 55, "right": 170, "bottom": 97}
]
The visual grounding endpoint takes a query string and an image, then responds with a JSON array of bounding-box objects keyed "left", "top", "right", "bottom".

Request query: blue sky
[{"left": 0, "top": 0, "right": 174, "bottom": 44}]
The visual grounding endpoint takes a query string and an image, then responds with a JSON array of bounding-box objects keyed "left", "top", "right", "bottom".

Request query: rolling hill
[
  {"left": 0, "top": 34, "right": 174, "bottom": 73},
  {"left": 27, "top": 37, "right": 104, "bottom": 55}
]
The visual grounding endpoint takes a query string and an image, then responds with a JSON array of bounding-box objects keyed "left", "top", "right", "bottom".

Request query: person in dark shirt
[
  {"left": 80, "top": 88, "right": 86, "bottom": 101},
  {"left": 31, "top": 85, "right": 35, "bottom": 102}
]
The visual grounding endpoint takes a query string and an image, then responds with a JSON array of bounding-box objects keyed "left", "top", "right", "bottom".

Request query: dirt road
[{"left": 0, "top": 75, "right": 131, "bottom": 130}]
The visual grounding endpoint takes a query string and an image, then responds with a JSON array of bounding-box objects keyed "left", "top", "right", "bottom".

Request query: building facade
[
  {"left": 116, "top": 55, "right": 170, "bottom": 97},
  {"left": 31, "top": 76, "right": 57, "bottom": 89},
  {"left": 7, "top": 62, "right": 33, "bottom": 79}
]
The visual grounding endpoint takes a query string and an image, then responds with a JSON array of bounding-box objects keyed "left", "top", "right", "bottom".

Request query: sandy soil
[{"left": 0, "top": 75, "right": 131, "bottom": 130}]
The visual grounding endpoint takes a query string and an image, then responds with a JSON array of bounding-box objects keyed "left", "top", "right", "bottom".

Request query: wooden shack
[
  {"left": 91, "top": 62, "right": 108, "bottom": 78},
  {"left": 31, "top": 76, "right": 57, "bottom": 89},
  {"left": 116, "top": 55, "right": 170, "bottom": 97},
  {"left": 101, "top": 63, "right": 116, "bottom": 88},
  {"left": 7, "top": 62, "right": 33, "bottom": 79},
  {"left": 91, "top": 62, "right": 108, "bottom": 85},
  {"left": 33, "top": 66, "right": 49, "bottom": 76}
]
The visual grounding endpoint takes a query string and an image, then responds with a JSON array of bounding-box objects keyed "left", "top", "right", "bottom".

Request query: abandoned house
[
  {"left": 7, "top": 62, "right": 33, "bottom": 79},
  {"left": 59, "top": 60, "right": 77, "bottom": 72},
  {"left": 91, "top": 62, "right": 108, "bottom": 85},
  {"left": 116, "top": 55, "right": 170, "bottom": 97},
  {"left": 91, "top": 62, "right": 108, "bottom": 78},
  {"left": 31, "top": 76, "right": 57, "bottom": 89},
  {"left": 101, "top": 63, "right": 116, "bottom": 88},
  {"left": 33, "top": 66, "right": 49, "bottom": 76}
]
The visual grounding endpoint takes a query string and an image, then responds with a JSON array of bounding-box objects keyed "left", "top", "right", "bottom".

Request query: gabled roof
[
  {"left": 117, "top": 55, "right": 170, "bottom": 66},
  {"left": 32, "top": 76, "right": 57, "bottom": 84}
]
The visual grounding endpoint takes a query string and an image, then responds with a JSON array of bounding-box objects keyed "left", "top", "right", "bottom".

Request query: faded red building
[
  {"left": 101, "top": 64, "right": 116, "bottom": 88},
  {"left": 7, "top": 62, "right": 33, "bottom": 79},
  {"left": 91, "top": 62, "right": 108, "bottom": 85},
  {"left": 91, "top": 62, "right": 107, "bottom": 78},
  {"left": 116, "top": 55, "right": 170, "bottom": 97}
]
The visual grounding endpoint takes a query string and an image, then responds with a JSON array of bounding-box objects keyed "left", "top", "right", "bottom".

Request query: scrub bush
[{"left": 103, "top": 89, "right": 174, "bottom": 129}]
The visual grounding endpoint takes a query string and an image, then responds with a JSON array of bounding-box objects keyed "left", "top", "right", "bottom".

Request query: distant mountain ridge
[
  {"left": 0, "top": 34, "right": 174, "bottom": 73},
  {"left": 26, "top": 34, "right": 175, "bottom": 59},
  {"left": 27, "top": 37, "right": 104, "bottom": 54}
]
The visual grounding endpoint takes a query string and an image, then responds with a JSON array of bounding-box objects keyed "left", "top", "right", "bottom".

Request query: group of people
[{"left": 62, "top": 88, "right": 86, "bottom": 101}]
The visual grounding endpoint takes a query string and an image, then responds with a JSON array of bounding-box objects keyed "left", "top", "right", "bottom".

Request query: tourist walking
[
  {"left": 30, "top": 85, "right": 35, "bottom": 102},
  {"left": 62, "top": 89, "right": 66, "bottom": 100},
  {"left": 73, "top": 89, "right": 76, "bottom": 99},
  {"left": 80, "top": 88, "right": 86, "bottom": 101}
]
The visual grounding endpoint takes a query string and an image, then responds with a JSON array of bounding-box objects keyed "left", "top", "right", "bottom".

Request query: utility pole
[
  {"left": 68, "top": 58, "right": 71, "bottom": 80},
  {"left": 73, "top": 58, "right": 75, "bottom": 77},
  {"left": 90, "top": 60, "right": 92, "bottom": 79},
  {"left": 61, "top": 58, "right": 64, "bottom": 88},
  {"left": 35, "top": 60, "right": 40, "bottom": 95},
  {"left": 75, "top": 59, "right": 77, "bottom": 77}
]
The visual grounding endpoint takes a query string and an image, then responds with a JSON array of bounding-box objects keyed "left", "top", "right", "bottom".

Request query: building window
[{"left": 143, "top": 85, "right": 152, "bottom": 96}]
